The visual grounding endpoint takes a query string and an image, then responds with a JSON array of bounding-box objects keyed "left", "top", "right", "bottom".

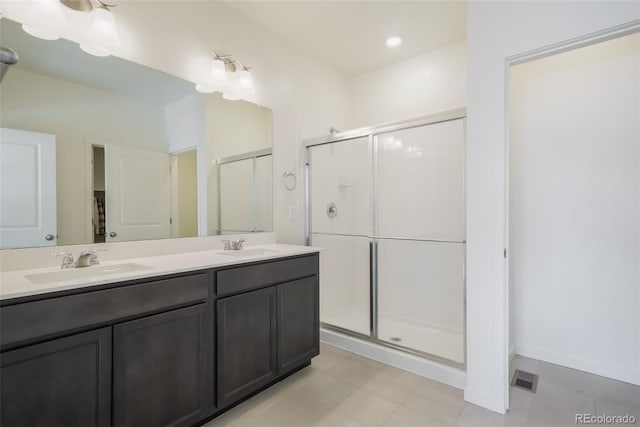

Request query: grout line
[{"left": 451, "top": 401, "right": 467, "bottom": 426}]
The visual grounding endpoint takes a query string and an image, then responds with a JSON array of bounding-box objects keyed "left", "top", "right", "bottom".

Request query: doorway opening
[
  {"left": 170, "top": 149, "right": 198, "bottom": 238},
  {"left": 507, "top": 30, "right": 639, "bottom": 395},
  {"left": 92, "top": 145, "right": 106, "bottom": 244}
]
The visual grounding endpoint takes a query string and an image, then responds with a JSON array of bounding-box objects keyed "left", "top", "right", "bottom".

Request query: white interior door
[
  {"left": 105, "top": 144, "right": 171, "bottom": 242},
  {"left": 0, "top": 128, "right": 57, "bottom": 249}
]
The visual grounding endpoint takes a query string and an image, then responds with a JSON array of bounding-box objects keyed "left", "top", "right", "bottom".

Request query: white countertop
[{"left": 0, "top": 244, "right": 320, "bottom": 301}]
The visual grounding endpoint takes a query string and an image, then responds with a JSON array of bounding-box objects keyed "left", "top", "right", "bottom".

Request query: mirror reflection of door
[
  {"left": 0, "top": 128, "right": 57, "bottom": 249},
  {"left": 104, "top": 144, "right": 171, "bottom": 242}
]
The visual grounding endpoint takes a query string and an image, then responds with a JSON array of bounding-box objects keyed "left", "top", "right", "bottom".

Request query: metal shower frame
[{"left": 303, "top": 108, "right": 467, "bottom": 369}]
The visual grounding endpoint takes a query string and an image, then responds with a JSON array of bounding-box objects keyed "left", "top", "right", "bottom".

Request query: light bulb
[
  {"left": 22, "top": 0, "right": 68, "bottom": 41},
  {"left": 210, "top": 59, "right": 227, "bottom": 83},
  {"left": 222, "top": 71, "right": 241, "bottom": 101},
  {"left": 195, "top": 58, "right": 229, "bottom": 94},
  {"left": 80, "top": 6, "right": 120, "bottom": 57},
  {"left": 236, "top": 69, "right": 254, "bottom": 96}
]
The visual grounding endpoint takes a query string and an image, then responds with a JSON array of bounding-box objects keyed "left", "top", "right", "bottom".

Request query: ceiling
[{"left": 225, "top": 0, "right": 467, "bottom": 76}]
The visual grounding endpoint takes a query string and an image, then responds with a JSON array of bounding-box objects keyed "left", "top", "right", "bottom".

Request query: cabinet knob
[
  {"left": 109, "top": 231, "right": 117, "bottom": 238},
  {"left": 45, "top": 234, "right": 55, "bottom": 241}
]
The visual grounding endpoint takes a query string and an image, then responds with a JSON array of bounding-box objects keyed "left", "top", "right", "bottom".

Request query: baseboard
[
  {"left": 509, "top": 344, "right": 516, "bottom": 362},
  {"left": 320, "top": 328, "right": 466, "bottom": 389},
  {"left": 516, "top": 345, "right": 640, "bottom": 385}
]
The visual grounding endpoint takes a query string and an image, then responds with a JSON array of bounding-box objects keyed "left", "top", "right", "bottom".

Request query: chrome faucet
[
  {"left": 222, "top": 238, "right": 245, "bottom": 250},
  {"left": 51, "top": 251, "right": 74, "bottom": 269},
  {"left": 51, "top": 249, "right": 107, "bottom": 269},
  {"left": 75, "top": 249, "right": 105, "bottom": 267}
]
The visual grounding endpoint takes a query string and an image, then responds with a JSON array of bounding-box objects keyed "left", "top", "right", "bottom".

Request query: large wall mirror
[{"left": 0, "top": 18, "right": 273, "bottom": 249}]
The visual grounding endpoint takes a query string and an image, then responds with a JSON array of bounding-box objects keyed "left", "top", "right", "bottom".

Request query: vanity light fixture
[
  {"left": 79, "top": 1, "right": 120, "bottom": 57},
  {"left": 196, "top": 52, "right": 254, "bottom": 101},
  {"left": 20, "top": 0, "right": 120, "bottom": 57}
]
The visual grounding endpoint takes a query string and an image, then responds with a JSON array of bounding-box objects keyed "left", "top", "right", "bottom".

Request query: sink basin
[
  {"left": 218, "top": 248, "right": 284, "bottom": 258},
  {"left": 26, "top": 263, "right": 152, "bottom": 285}
]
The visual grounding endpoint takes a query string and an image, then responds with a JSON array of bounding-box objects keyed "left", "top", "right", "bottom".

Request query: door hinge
[
  {"left": 169, "top": 217, "right": 173, "bottom": 225},
  {"left": 504, "top": 248, "right": 507, "bottom": 258}
]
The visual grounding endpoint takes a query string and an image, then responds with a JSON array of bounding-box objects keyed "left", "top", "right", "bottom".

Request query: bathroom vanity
[{"left": 0, "top": 246, "right": 319, "bottom": 427}]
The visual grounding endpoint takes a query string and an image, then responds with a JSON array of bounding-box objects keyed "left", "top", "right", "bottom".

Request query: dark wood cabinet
[
  {"left": 113, "top": 304, "right": 213, "bottom": 427},
  {"left": 277, "top": 276, "right": 320, "bottom": 375},
  {"left": 0, "top": 327, "right": 111, "bottom": 427},
  {"left": 1, "top": 252, "right": 319, "bottom": 427},
  {"left": 217, "top": 286, "right": 277, "bottom": 408}
]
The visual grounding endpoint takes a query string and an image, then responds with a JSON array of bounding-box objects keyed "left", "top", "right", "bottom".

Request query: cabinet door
[
  {"left": 113, "top": 304, "right": 213, "bottom": 427},
  {"left": 0, "top": 327, "right": 111, "bottom": 427},
  {"left": 217, "top": 287, "right": 277, "bottom": 408},
  {"left": 277, "top": 276, "right": 320, "bottom": 375}
]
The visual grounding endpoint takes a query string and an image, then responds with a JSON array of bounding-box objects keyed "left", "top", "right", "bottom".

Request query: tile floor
[{"left": 204, "top": 343, "right": 640, "bottom": 427}]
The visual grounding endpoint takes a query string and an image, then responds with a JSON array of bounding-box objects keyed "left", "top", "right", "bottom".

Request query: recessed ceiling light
[{"left": 386, "top": 36, "right": 402, "bottom": 48}]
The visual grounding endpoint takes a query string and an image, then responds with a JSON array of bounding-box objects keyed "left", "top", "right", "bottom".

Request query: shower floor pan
[{"left": 322, "top": 309, "right": 464, "bottom": 364}]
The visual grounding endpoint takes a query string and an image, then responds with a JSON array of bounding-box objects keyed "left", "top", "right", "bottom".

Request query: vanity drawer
[
  {"left": 0, "top": 272, "right": 210, "bottom": 348},
  {"left": 216, "top": 254, "right": 318, "bottom": 296}
]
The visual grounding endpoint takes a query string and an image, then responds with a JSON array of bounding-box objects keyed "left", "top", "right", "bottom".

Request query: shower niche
[{"left": 305, "top": 109, "right": 466, "bottom": 366}]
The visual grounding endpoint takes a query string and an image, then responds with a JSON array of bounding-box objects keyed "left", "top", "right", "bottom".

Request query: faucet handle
[
  {"left": 222, "top": 240, "right": 232, "bottom": 250},
  {"left": 51, "top": 251, "right": 74, "bottom": 269},
  {"left": 231, "top": 238, "right": 245, "bottom": 250},
  {"left": 77, "top": 248, "right": 106, "bottom": 266}
]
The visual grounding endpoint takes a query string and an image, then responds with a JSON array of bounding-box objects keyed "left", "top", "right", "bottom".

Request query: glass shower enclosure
[
  {"left": 217, "top": 149, "right": 273, "bottom": 234},
  {"left": 305, "top": 110, "right": 466, "bottom": 366}
]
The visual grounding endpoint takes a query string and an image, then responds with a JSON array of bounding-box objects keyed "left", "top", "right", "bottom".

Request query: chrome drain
[{"left": 389, "top": 337, "right": 402, "bottom": 343}]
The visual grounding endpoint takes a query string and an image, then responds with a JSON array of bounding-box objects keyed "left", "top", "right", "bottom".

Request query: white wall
[
  {"left": 509, "top": 33, "right": 639, "bottom": 385},
  {"left": 164, "top": 93, "right": 206, "bottom": 155},
  {"left": 351, "top": 40, "right": 466, "bottom": 127},
  {"left": 466, "top": 1, "right": 640, "bottom": 414},
  {"left": 0, "top": 67, "right": 166, "bottom": 245}
]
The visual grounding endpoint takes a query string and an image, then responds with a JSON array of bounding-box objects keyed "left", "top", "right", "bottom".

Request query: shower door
[
  {"left": 308, "top": 137, "right": 372, "bottom": 336},
  {"left": 217, "top": 151, "right": 273, "bottom": 234},
  {"left": 374, "top": 119, "right": 465, "bottom": 364},
  {"left": 306, "top": 112, "right": 466, "bottom": 365}
]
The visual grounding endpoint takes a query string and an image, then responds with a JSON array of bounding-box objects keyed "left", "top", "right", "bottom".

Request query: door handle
[
  {"left": 109, "top": 231, "right": 117, "bottom": 238},
  {"left": 45, "top": 234, "right": 55, "bottom": 241}
]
